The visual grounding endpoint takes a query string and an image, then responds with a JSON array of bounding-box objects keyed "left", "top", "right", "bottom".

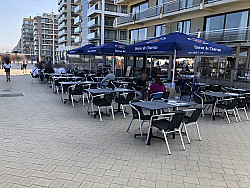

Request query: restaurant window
[
  {"left": 130, "top": 28, "right": 147, "bottom": 42},
  {"left": 131, "top": 1, "right": 148, "bottom": 13},
  {"left": 155, "top": 24, "right": 166, "bottom": 37},
  {"left": 177, "top": 20, "right": 191, "bottom": 34},
  {"left": 199, "top": 57, "right": 234, "bottom": 79}
]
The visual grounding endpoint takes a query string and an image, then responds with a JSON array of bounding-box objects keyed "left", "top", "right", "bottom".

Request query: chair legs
[
  {"left": 121, "top": 104, "right": 126, "bottom": 119},
  {"left": 97, "top": 105, "right": 115, "bottom": 122},
  {"left": 162, "top": 131, "right": 171, "bottom": 155},
  {"left": 236, "top": 107, "right": 249, "bottom": 121},
  {"left": 127, "top": 119, "right": 133, "bottom": 132},
  {"left": 71, "top": 95, "right": 74, "bottom": 107},
  {"left": 225, "top": 109, "right": 231, "bottom": 124},
  {"left": 161, "top": 129, "right": 185, "bottom": 155},
  {"left": 195, "top": 122, "right": 202, "bottom": 141},
  {"left": 233, "top": 109, "right": 238, "bottom": 123},
  {"left": 182, "top": 123, "right": 190, "bottom": 144}
]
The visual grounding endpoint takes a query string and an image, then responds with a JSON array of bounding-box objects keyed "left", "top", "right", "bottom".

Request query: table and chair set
[{"left": 36, "top": 73, "right": 250, "bottom": 155}]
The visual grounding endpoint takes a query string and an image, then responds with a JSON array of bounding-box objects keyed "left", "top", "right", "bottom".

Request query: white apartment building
[{"left": 33, "top": 13, "right": 58, "bottom": 63}]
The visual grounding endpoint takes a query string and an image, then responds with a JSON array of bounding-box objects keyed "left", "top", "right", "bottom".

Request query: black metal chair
[
  {"left": 92, "top": 93, "right": 115, "bottom": 121},
  {"left": 127, "top": 104, "right": 151, "bottom": 139},
  {"left": 69, "top": 84, "right": 84, "bottom": 107},
  {"left": 216, "top": 98, "right": 239, "bottom": 123},
  {"left": 150, "top": 91, "right": 170, "bottom": 101},
  {"left": 182, "top": 108, "right": 202, "bottom": 143},
  {"left": 194, "top": 91, "right": 215, "bottom": 117},
  {"left": 115, "top": 92, "right": 135, "bottom": 118},
  {"left": 236, "top": 97, "right": 249, "bottom": 121},
  {"left": 146, "top": 111, "right": 186, "bottom": 155}
]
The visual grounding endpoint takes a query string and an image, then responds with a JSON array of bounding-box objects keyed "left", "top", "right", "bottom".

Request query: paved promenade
[{"left": 0, "top": 74, "right": 250, "bottom": 188}]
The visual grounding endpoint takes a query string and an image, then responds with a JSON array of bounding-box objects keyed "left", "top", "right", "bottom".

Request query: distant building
[
  {"left": 21, "top": 17, "right": 34, "bottom": 56},
  {"left": 87, "top": 0, "right": 128, "bottom": 45},
  {"left": 33, "top": 13, "right": 58, "bottom": 63},
  {"left": 57, "top": 0, "right": 81, "bottom": 61}
]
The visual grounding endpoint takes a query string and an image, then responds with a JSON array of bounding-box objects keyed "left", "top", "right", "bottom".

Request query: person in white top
[{"left": 3, "top": 61, "right": 11, "bottom": 82}]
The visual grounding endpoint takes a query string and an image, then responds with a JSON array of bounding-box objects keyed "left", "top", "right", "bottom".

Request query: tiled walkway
[{"left": 0, "top": 75, "right": 250, "bottom": 188}]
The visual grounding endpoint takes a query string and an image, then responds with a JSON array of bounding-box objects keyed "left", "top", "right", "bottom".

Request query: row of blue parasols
[{"left": 68, "top": 32, "right": 233, "bottom": 84}]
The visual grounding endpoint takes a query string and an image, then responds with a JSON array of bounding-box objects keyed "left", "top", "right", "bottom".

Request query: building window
[
  {"left": 120, "top": 31, "right": 127, "bottom": 41},
  {"left": 177, "top": 20, "right": 191, "bottom": 34},
  {"left": 155, "top": 24, "right": 166, "bottom": 37},
  {"left": 180, "top": 0, "right": 193, "bottom": 9},
  {"left": 105, "top": 30, "right": 116, "bottom": 40},
  {"left": 131, "top": 28, "right": 147, "bottom": 42},
  {"left": 131, "top": 1, "right": 148, "bottom": 13},
  {"left": 205, "top": 10, "right": 249, "bottom": 31}
]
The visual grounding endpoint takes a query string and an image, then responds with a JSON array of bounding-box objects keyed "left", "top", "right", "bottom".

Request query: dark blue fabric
[
  {"left": 86, "top": 42, "right": 127, "bottom": 56},
  {"left": 126, "top": 32, "right": 233, "bottom": 56},
  {"left": 68, "top": 44, "right": 96, "bottom": 55}
]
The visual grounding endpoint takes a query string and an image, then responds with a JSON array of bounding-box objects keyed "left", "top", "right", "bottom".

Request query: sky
[{"left": 0, "top": 0, "right": 58, "bottom": 53}]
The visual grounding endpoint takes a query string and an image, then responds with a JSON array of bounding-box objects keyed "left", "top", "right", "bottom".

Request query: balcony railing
[
  {"left": 74, "top": 16, "right": 81, "bottom": 25},
  {"left": 116, "top": 0, "right": 201, "bottom": 26},
  {"left": 74, "top": 26, "right": 81, "bottom": 33},
  {"left": 87, "top": 5, "right": 101, "bottom": 15},
  {"left": 75, "top": 5, "right": 81, "bottom": 13},
  {"left": 87, "top": 32, "right": 100, "bottom": 40},
  {"left": 190, "top": 27, "right": 250, "bottom": 43}
]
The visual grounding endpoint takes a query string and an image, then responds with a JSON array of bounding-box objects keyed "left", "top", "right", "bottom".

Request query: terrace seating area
[{"left": 31, "top": 67, "right": 250, "bottom": 156}]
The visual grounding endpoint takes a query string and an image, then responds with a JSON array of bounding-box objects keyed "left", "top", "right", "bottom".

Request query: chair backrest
[
  {"left": 126, "top": 92, "right": 135, "bottom": 102},
  {"left": 228, "top": 98, "right": 239, "bottom": 109},
  {"left": 102, "top": 93, "right": 114, "bottom": 105},
  {"left": 74, "top": 84, "right": 83, "bottom": 92},
  {"left": 162, "top": 91, "right": 170, "bottom": 99},
  {"left": 237, "top": 97, "right": 248, "bottom": 108},
  {"left": 169, "top": 111, "right": 185, "bottom": 130},
  {"left": 130, "top": 104, "right": 144, "bottom": 119},
  {"left": 189, "top": 108, "right": 202, "bottom": 122}
]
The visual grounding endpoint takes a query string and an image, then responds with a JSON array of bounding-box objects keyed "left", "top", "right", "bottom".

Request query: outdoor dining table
[
  {"left": 85, "top": 88, "right": 135, "bottom": 117},
  {"left": 131, "top": 99, "right": 196, "bottom": 145},
  {"left": 201, "top": 91, "right": 244, "bottom": 120},
  {"left": 59, "top": 81, "right": 98, "bottom": 101},
  {"left": 51, "top": 76, "right": 83, "bottom": 90},
  {"left": 224, "top": 87, "right": 250, "bottom": 93}
]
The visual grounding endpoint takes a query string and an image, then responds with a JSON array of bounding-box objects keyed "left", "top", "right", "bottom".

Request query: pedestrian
[
  {"left": 23, "top": 61, "right": 28, "bottom": 73},
  {"left": 3, "top": 60, "right": 11, "bottom": 82}
]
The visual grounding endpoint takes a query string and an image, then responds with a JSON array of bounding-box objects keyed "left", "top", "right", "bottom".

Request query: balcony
[
  {"left": 58, "top": 22, "right": 67, "bottom": 30},
  {"left": 87, "top": 5, "right": 102, "bottom": 16},
  {"left": 59, "top": 36, "right": 67, "bottom": 43},
  {"left": 74, "top": 16, "right": 81, "bottom": 25},
  {"left": 58, "top": 29, "right": 67, "bottom": 37},
  {"left": 75, "top": 36, "right": 81, "bottom": 43},
  {"left": 59, "top": 7, "right": 67, "bottom": 16},
  {"left": 87, "top": 19, "right": 100, "bottom": 28},
  {"left": 74, "top": 26, "right": 81, "bottom": 33},
  {"left": 58, "top": 15, "right": 66, "bottom": 24},
  {"left": 59, "top": 0, "right": 67, "bottom": 10},
  {"left": 74, "top": 5, "right": 81, "bottom": 14},
  {"left": 87, "top": 32, "right": 100, "bottom": 40},
  {"left": 115, "top": 0, "right": 201, "bottom": 27},
  {"left": 74, "top": 0, "right": 81, "bottom": 5},
  {"left": 190, "top": 27, "right": 250, "bottom": 43}
]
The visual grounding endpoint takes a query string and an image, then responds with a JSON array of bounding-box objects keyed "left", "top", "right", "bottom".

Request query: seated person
[
  {"left": 101, "top": 70, "right": 115, "bottom": 86},
  {"left": 149, "top": 77, "right": 166, "bottom": 99},
  {"left": 54, "top": 67, "right": 66, "bottom": 74},
  {"left": 133, "top": 73, "right": 148, "bottom": 100}
]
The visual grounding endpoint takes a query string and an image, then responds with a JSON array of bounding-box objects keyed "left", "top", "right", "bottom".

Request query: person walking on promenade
[
  {"left": 3, "top": 60, "right": 11, "bottom": 82},
  {"left": 23, "top": 61, "right": 28, "bottom": 73}
]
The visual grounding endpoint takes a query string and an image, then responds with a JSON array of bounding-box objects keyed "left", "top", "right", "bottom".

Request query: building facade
[
  {"left": 87, "top": 0, "right": 128, "bottom": 45},
  {"left": 114, "top": 0, "right": 250, "bottom": 87},
  {"left": 33, "top": 13, "right": 58, "bottom": 63},
  {"left": 21, "top": 18, "right": 34, "bottom": 56}
]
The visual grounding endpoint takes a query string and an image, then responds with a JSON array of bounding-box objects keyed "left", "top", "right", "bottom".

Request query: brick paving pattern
[{"left": 0, "top": 74, "right": 250, "bottom": 188}]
